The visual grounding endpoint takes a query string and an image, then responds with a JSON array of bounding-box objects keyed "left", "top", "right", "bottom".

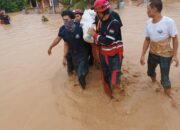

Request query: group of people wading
[{"left": 48, "top": 0, "right": 179, "bottom": 99}]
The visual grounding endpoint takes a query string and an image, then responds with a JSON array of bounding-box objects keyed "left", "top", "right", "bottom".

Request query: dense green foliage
[
  {"left": 0, "top": 0, "right": 118, "bottom": 13},
  {"left": 60, "top": 0, "right": 95, "bottom": 10},
  {"left": 0, "top": 0, "right": 27, "bottom": 12}
]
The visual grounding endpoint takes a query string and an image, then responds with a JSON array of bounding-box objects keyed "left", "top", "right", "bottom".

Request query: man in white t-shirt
[{"left": 140, "top": 0, "right": 179, "bottom": 97}]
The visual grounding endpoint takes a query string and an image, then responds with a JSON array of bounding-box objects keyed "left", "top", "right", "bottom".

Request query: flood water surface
[{"left": 0, "top": 1, "right": 180, "bottom": 130}]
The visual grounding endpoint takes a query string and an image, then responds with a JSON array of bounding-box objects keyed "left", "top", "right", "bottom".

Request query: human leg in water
[
  {"left": 76, "top": 54, "right": 89, "bottom": 89},
  {"left": 99, "top": 54, "right": 113, "bottom": 98},
  {"left": 147, "top": 53, "right": 159, "bottom": 83},
  {"left": 88, "top": 44, "right": 94, "bottom": 66},
  {"left": 66, "top": 52, "right": 74, "bottom": 76},
  {"left": 109, "top": 53, "right": 124, "bottom": 96},
  {"left": 159, "top": 56, "right": 172, "bottom": 97}
]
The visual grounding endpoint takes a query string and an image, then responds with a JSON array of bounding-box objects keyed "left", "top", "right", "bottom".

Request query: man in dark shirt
[
  {"left": 95, "top": 9, "right": 123, "bottom": 38},
  {"left": 88, "top": 0, "right": 124, "bottom": 98},
  {"left": 93, "top": 7, "right": 123, "bottom": 66},
  {"left": 48, "top": 10, "right": 89, "bottom": 89}
]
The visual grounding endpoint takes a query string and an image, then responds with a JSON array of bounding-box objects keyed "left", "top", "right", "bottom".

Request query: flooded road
[{"left": 0, "top": 1, "right": 180, "bottom": 130}]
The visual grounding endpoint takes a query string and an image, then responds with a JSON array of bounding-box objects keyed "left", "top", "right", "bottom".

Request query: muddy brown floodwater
[{"left": 0, "top": 1, "right": 180, "bottom": 130}]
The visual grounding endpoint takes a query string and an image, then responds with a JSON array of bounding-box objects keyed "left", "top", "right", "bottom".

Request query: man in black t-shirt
[{"left": 48, "top": 10, "right": 89, "bottom": 89}]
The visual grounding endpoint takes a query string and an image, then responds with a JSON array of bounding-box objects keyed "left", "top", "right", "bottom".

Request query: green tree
[
  {"left": 60, "top": 0, "right": 95, "bottom": 10},
  {"left": 0, "top": 0, "right": 27, "bottom": 12}
]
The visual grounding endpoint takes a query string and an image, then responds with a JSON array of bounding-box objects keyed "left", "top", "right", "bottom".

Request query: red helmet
[
  {"left": 93, "top": 0, "right": 110, "bottom": 13},
  {"left": 74, "top": 9, "right": 84, "bottom": 15}
]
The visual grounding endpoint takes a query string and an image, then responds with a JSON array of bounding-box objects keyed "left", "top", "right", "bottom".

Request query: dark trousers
[
  {"left": 147, "top": 53, "right": 172, "bottom": 89},
  {"left": 67, "top": 52, "right": 89, "bottom": 78},
  {"left": 66, "top": 52, "right": 74, "bottom": 76},
  {"left": 99, "top": 53, "right": 123, "bottom": 96}
]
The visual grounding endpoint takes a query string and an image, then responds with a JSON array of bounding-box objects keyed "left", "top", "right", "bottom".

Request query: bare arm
[
  {"left": 48, "top": 36, "right": 62, "bottom": 55},
  {"left": 171, "top": 35, "right": 179, "bottom": 67},
  {"left": 172, "top": 36, "right": 179, "bottom": 57},
  {"left": 140, "top": 37, "right": 150, "bottom": 65}
]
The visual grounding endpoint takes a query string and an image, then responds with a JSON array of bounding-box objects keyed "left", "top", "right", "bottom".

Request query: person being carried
[
  {"left": 73, "top": 9, "right": 94, "bottom": 66},
  {"left": 140, "top": 0, "right": 179, "bottom": 97},
  {"left": 48, "top": 10, "right": 89, "bottom": 89}
]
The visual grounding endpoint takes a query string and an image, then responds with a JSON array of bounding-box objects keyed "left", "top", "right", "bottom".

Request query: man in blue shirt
[{"left": 48, "top": 10, "right": 89, "bottom": 89}]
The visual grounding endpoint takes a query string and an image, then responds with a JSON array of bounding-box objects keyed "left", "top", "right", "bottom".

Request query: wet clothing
[
  {"left": 88, "top": 43, "right": 94, "bottom": 66},
  {"left": 59, "top": 23, "right": 89, "bottom": 56},
  {"left": 93, "top": 14, "right": 123, "bottom": 97},
  {"left": 66, "top": 52, "right": 74, "bottom": 75},
  {"left": 100, "top": 53, "right": 123, "bottom": 95},
  {"left": 110, "top": 10, "right": 123, "bottom": 26},
  {"left": 75, "top": 21, "right": 94, "bottom": 66},
  {"left": 145, "top": 16, "right": 178, "bottom": 89},
  {"left": 145, "top": 16, "right": 177, "bottom": 57},
  {"left": 93, "top": 10, "right": 123, "bottom": 65},
  {"left": 58, "top": 22, "right": 89, "bottom": 88},
  {"left": 145, "top": 16, "right": 177, "bottom": 43},
  {"left": 150, "top": 38, "right": 173, "bottom": 57},
  {"left": 148, "top": 53, "right": 172, "bottom": 88}
]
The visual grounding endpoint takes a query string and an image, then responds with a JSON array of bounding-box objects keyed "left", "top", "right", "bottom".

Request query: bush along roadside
[{"left": 0, "top": 0, "right": 27, "bottom": 12}]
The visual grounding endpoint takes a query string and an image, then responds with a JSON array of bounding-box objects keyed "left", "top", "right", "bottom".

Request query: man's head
[
  {"left": 147, "top": 0, "right": 163, "bottom": 18},
  {"left": 61, "top": 10, "right": 75, "bottom": 22},
  {"left": 73, "top": 9, "right": 83, "bottom": 22},
  {"left": 93, "top": 0, "right": 111, "bottom": 21},
  {"left": 61, "top": 10, "right": 75, "bottom": 32}
]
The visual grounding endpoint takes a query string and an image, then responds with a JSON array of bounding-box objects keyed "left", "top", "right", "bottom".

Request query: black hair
[
  {"left": 149, "top": 0, "right": 163, "bottom": 13},
  {"left": 102, "top": 9, "right": 110, "bottom": 15},
  {"left": 61, "top": 10, "right": 75, "bottom": 19}
]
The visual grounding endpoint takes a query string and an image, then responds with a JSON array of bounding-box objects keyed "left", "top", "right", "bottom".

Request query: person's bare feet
[
  {"left": 164, "top": 88, "right": 172, "bottom": 97},
  {"left": 164, "top": 88, "right": 177, "bottom": 108},
  {"left": 154, "top": 81, "right": 163, "bottom": 92}
]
